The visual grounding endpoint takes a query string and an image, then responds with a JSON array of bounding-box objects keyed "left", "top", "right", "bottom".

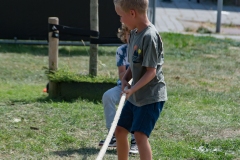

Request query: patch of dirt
[
  {"left": 229, "top": 46, "right": 240, "bottom": 51},
  {"left": 202, "top": 54, "right": 219, "bottom": 58},
  {"left": 203, "top": 128, "right": 240, "bottom": 141}
]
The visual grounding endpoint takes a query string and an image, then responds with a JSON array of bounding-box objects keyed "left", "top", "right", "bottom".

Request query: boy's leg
[
  {"left": 115, "top": 126, "right": 129, "bottom": 159},
  {"left": 102, "top": 85, "right": 122, "bottom": 130},
  {"left": 117, "top": 101, "right": 134, "bottom": 158},
  {"left": 134, "top": 131, "right": 151, "bottom": 159},
  {"left": 131, "top": 101, "right": 165, "bottom": 158},
  {"left": 99, "top": 85, "right": 121, "bottom": 147},
  {"left": 131, "top": 133, "right": 135, "bottom": 140}
]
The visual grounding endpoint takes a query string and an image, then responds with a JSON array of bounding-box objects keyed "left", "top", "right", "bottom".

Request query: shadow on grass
[
  {"left": 52, "top": 147, "right": 116, "bottom": 159},
  {"left": 0, "top": 44, "right": 116, "bottom": 56},
  {"left": 35, "top": 96, "right": 102, "bottom": 104},
  {"left": 3, "top": 96, "right": 102, "bottom": 106},
  {"left": 0, "top": 44, "right": 87, "bottom": 56}
]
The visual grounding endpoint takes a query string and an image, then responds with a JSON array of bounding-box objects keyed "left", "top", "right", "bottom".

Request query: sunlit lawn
[{"left": 0, "top": 33, "right": 239, "bottom": 159}]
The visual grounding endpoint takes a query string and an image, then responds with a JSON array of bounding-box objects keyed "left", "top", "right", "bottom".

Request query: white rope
[{"left": 96, "top": 79, "right": 132, "bottom": 160}]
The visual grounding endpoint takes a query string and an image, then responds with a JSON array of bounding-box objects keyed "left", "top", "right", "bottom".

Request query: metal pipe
[{"left": 216, "top": 0, "right": 223, "bottom": 33}]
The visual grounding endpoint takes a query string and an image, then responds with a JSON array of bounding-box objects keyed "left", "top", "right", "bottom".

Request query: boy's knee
[
  {"left": 102, "top": 91, "right": 111, "bottom": 103},
  {"left": 115, "top": 126, "right": 128, "bottom": 137},
  {"left": 134, "top": 131, "right": 148, "bottom": 143},
  {"left": 115, "top": 126, "right": 122, "bottom": 137}
]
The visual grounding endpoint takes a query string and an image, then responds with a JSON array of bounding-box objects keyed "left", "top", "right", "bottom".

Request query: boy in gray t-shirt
[
  {"left": 127, "top": 23, "right": 167, "bottom": 106},
  {"left": 114, "top": 0, "right": 167, "bottom": 159}
]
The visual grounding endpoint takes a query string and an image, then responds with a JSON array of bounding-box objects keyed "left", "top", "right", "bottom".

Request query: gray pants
[{"left": 102, "top": 85, "right": 135, "bottom": 140}]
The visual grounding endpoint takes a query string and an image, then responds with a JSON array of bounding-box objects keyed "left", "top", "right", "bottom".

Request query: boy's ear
[{"left": 130, "top": 10, "right": 136, "bottom": 17}]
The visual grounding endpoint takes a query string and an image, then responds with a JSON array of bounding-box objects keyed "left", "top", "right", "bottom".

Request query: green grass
[
  {"left": 0, "top": 33, "right": 239, "bottom": 159},
  {"left": 45, "top": 68, "right": 117, "bottom": 83}
]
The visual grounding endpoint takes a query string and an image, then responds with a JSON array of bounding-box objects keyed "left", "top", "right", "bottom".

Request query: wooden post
[
  {"left": 48, "top": 17, "right": 59, "bottom": 98},
  {"left": 48, "top": 17, "right": 59, "bottom": 70},
  {"left": 89, "top": 0, "right": 99, "bottom": 76}
]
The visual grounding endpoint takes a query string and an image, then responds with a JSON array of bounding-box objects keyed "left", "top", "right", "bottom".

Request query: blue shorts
[{"left": 117, "top": 101, "right": 164, "bottom": 137}]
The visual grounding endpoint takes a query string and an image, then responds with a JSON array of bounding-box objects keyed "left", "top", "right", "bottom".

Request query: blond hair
[
  {"left": 113, "top": 0, "right": 148, "bottom": 14},
  {"left": 117, "top": 23, "right": 130, "bottom": 43}
]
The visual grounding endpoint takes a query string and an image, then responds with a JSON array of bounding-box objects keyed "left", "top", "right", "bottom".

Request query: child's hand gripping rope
[{"left": 96, "top": 79, "right": 133, "bottom": 160}]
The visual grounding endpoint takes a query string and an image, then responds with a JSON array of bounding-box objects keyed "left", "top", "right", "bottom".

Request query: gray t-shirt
[{"left": 128, "top": 23, "right": 168, "bottom": 106}]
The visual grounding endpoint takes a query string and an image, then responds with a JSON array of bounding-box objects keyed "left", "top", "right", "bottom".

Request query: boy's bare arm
[
  {"left": 118, "top": 65, "right": 127, "bottom": 81},
  {"left": 121, "top": 67, "right": 132, "bottom": 91},
  {"left": 124, "top": 67, "right": 156, "bottom": 99}
]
